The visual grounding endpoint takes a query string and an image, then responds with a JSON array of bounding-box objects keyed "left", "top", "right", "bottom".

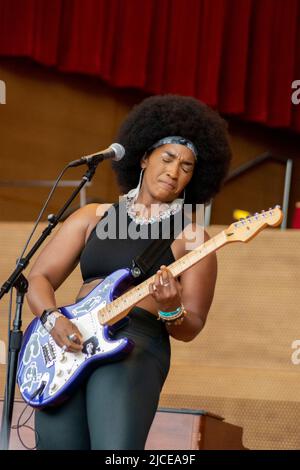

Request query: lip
[{"left": 159, "top": 180, "right": 176, "bottom": 190}]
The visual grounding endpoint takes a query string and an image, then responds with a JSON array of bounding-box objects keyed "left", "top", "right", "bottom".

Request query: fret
[
  {"left": 99, "top": 230, "right": 229, "bottom": 324},
  {"left": 99, "top": 206, "right": 284, "bottom": 325}
]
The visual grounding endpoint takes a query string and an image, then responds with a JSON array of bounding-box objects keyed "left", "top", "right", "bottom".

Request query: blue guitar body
[{"left": 17, "top": 269, "right": 135, "bottom": 408}]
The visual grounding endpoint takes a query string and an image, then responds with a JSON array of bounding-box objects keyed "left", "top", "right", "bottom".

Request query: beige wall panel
[{"left": 0, "top": 58, "right": 145, "bottom": 220}]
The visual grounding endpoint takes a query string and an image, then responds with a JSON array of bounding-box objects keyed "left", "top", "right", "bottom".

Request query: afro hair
[{"left": 112, "top": 94, "right": 232, "bottom": 205}]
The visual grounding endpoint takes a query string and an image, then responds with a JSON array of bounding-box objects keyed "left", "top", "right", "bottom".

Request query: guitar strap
[{"left": 130, "top": 212, "right": 182, "bottom": 283}]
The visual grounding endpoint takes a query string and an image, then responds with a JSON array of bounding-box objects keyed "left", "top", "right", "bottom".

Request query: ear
[{"left": 140, "top": 153, "right": 149, "bottom": 169}]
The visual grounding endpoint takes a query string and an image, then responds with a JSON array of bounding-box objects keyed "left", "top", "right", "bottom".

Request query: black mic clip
[
  {"left": 68, "top": 143, "right": 125, "bottom": 168},
  {"left": 68, "top": 154, "right": 103, "bottom": 168}
]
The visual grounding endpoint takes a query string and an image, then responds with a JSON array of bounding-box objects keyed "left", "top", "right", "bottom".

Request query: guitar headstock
[{"left": 224, "top": 206, "right": 283, "bottom": 242}]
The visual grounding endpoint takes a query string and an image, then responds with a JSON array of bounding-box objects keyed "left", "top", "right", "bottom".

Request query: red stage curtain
[{"left": 0, "top": 0, "right": 299, "bottom": 132}]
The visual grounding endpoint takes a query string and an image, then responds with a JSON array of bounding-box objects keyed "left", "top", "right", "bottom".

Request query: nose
[{"left": 166, "top": 160, "right": 180, "bottom": 179}]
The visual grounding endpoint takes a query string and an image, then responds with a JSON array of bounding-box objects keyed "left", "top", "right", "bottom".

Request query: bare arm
[
  {"left": 27, "top": 203, "right": 101, "bottom": 351},
  {"left": 150, "top": 225, "right": 217, "bottom": 342},
  {"left": 27, "top": 204, "right": 99, "bottom": 312}
]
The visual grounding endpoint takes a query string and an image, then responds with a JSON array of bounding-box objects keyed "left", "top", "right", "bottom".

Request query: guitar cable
[
  {"left": 11, "top": 403, "right": 38, "bottom": 450},
  {"left": 11, "top": 382, "right": 47, "bottom": 450}
]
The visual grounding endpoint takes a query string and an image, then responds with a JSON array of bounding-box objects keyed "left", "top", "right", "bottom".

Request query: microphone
[{"left": 68, "top": 143, "right": 125, "bottom": 168}]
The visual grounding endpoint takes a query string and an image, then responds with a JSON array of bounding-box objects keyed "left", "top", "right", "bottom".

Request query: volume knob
[
  {"left": 59, "top": 355, "right": 67, "bottom": 363},
  {"left": 50, "top": 382, "right": 58, "bottom": 392}
]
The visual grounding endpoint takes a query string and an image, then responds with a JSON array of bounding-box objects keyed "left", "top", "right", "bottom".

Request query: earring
[
  {"left": 126, "top": 168, "right": 144, "bottom": 201},
  {"left": 137, "top": 168, "right": 144, "bottom": 190}
]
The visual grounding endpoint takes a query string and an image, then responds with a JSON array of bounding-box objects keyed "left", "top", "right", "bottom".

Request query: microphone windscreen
[{"left": 111, "top": 143, "right": 125, "bottom": 161}]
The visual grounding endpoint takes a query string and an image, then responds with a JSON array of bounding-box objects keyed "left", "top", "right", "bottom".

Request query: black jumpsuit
[{"left": 35, "top": 201, "right": 182, "bottom": 450}]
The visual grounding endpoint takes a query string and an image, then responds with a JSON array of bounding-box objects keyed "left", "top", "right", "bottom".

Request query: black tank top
[{"left": 80, "top": 200, "right": 187, "bottom": 284}]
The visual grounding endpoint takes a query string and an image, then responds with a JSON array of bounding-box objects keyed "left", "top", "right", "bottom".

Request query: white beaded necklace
[
  {"left": 124, "top": 189, "right": 183, "bottom": 225},
  {"left": 122, "top": 169, "right": 184, "bottom": 225}
]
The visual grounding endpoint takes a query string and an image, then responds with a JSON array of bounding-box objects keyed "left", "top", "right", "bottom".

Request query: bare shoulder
[
  {"left": 79, "top": 203, "right": 114, "bottom": 242},
  {"left": 63, "top": 203, "right": 98, "bottom": 230},
  {"left": 27, "top": 202, "right": 114, "bottom": 286},
  {"left": 59, "top": 203, "right": 113, "bottom": 239}
]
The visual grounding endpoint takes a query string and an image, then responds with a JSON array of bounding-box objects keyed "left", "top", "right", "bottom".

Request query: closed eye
[
  {"left": 182, "top": 165, "right": 193, "bottom": 173},
  {"left": 161, "top": 152, "right": 194, "bottom": 173}
]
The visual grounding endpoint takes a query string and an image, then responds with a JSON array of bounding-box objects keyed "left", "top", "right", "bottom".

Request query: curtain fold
[{"left": 0, "top": 0, "right": 299, "bottom": 132}]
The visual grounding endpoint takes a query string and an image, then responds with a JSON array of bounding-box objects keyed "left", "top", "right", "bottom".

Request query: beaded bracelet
[{"left": 157, "top": 304, "right": 187, "bottom": 326}]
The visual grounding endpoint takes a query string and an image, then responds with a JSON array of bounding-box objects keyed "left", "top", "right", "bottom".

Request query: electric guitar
[{"left": 17, "top": 207, "right": 283, "bottom": 408}]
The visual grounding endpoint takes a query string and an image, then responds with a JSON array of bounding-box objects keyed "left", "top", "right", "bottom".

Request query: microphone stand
[{"left": 0, "top": 160, "right": 100, "bottom": 450}]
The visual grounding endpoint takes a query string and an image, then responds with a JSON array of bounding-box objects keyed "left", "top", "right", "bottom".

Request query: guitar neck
[{"left": 99, "top": 230, "right": 228, "bottom": 325}]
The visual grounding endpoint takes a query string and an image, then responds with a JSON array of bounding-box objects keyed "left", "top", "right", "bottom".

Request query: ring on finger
[
  {"left": 162, "top": 281, "right": 170, "bottom": 286},
  {"left": 67, "top": 333, "right": 77, "bottom": 342}
]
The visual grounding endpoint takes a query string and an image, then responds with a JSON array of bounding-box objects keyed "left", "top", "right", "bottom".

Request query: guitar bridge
[{"left": 42, "top": 338, "right": 57, "bottom": 368}]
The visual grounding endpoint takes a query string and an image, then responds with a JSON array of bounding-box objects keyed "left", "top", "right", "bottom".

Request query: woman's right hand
[{"left": 50, "top": 316, "right": 83, "bottom": 353}]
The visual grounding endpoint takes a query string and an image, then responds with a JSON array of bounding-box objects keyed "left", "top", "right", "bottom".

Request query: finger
[
  {"left": 155, "top": 270, "right": 162, "bottom": 289},
  {"left": 160, "top": 265, "right": 171, "bottom": 275},
  {"left": 161, "top": 265, "right": 175, "bottom": 282},
  {"left": 160, "top": 267, "right": 170, "bottom": 287},
  {"left": 66, "top": 333, "right": 83, "bottom": 351},
  {"left": 70, "top": 344, "right": 83, "bottom": 353},
  {"left": 65, "top": 339, "right": 83, "bottom": 353},
  {"left": 60, "top": 319, "right": 83, "bottom": 344},
  {"left": 161, "top": 265, "right": 176, "bottom": 282},
  {"left": 149, "top": 282, "right": 158, "bottom": 296},
  {"left": 160, "top": 265, "right": 168, "bottom": 274},
  {"left": 71, "top": 327, "right": 83, "bottom": 344},
  {"left": 56, "top": 332, "right": 82, "bottom": 353},
  {"left": 167, "top": 271, "right": 181, "bottom": 294},
  {"left": 156, "top": 269, "right": 169, "bottom": 289},
  {"left": 68, "top": 333, "right": 81, "bottom": 346},
  {"left": 149, "top": 283, "right": 154, "bottom": 294}
]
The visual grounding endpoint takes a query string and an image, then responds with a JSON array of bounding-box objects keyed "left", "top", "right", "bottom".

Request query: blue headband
[{"left": 147, "top": 136, "right": 198, "bottom": 160}]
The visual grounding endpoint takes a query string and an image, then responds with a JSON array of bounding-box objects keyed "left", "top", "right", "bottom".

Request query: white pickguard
[{"left": 48, "top": 308, "right": 124, "bottom": 396}]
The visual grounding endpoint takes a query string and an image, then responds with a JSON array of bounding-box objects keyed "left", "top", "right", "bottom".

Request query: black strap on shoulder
[{"left": 130, "top": 215, "right": 177, "bottom": 282}]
